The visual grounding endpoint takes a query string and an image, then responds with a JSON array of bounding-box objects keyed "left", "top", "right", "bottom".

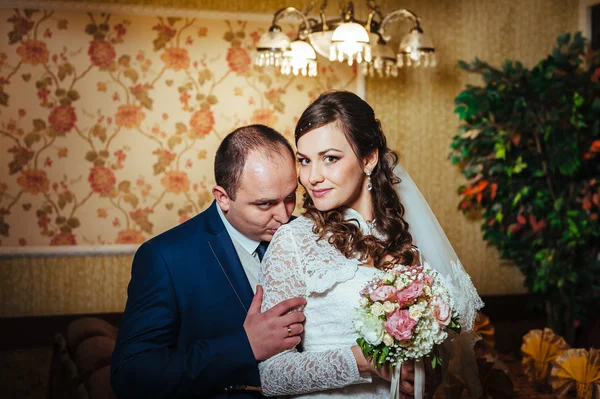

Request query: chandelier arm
[
  {"left": 319, "top": 0, "right": 328, "bottom": 12},
  {"left": 271, "top": 7, "right": 314, "bottom": 37},
  {"left": 366, "top": 0, "right": 384, "bottom": 22},
  {"left": 305, "top": 1, "right": 315, "bottom": 15},
  {"left": 378, "top": 8, "right": 420, "bottom": 42}
]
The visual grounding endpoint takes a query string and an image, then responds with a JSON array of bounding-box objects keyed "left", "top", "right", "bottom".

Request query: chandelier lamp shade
[{"left": 254, "top": 1, "right": 436, "bottom": 78}]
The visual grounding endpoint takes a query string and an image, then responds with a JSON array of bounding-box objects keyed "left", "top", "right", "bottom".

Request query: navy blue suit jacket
[{"left": 111, "top": 201, "right": 261, "bottom": 398}]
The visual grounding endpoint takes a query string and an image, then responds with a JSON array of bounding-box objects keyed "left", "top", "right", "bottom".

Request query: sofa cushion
[
  {"left": 66, "top": 318, "right": 118, "bottom": 355},
  {"left": 73, "top": 336, "right": 115, "bottom": 381}
]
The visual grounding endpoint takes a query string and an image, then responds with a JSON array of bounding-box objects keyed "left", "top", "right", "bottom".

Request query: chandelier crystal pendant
[
  {"left": 254, "top": 1, "right": 436, "bottom": 78},
  {"left": 281, "top": 39, "right": 318, "bottom": 76}
]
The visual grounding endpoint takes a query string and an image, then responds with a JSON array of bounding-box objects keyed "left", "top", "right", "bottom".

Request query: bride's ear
[{"left": 363, "top": 148, "right": 379, "bottom": 173}]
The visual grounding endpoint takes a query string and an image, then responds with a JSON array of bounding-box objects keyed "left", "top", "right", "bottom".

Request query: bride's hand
[{"left": 351, "top": 345, "right": 393, "bottom": 381}]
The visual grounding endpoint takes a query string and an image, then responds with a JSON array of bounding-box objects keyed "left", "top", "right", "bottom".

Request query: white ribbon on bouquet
[{"left": 390, "top": 359, "right": 425, "bottom": 399}]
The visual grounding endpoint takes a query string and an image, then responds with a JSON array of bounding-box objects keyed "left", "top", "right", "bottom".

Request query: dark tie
[{"left": 254, "top": 241, "right": 269, "bottom": 262}]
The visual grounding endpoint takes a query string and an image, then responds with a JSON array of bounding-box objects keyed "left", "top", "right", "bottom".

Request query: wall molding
[
  {"left": 0, "top": 244, "right": 138, "bottom": 257},
  {"left": 0, "top": 0, "right": 273, "bottom": 20}
]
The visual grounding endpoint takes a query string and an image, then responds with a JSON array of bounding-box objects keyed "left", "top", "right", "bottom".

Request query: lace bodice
[{"left": 259, "top": 214, "right": 391, "bottom": 398}]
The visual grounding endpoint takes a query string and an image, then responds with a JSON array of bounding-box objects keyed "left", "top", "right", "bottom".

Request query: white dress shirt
[{"left": 216, "top": 205, "right": 261, "bottom": 292}]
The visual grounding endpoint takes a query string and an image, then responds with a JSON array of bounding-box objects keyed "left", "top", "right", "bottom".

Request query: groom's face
[{"left": 219, "top": 150, "right": 297, "bottom": 242}]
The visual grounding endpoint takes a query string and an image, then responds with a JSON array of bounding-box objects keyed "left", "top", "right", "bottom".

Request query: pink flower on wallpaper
[
  {"left": 226, "top": 46, "right": 251, "bottom": 74},
  {"left": 161, "top": 47, "right": 190, "bottom": 71},
  {"left": 88, "top": 166, "right": 116, "bottom": 195},
  {"left": 17, "top": 169, "right": 49, "bottom": 195},
  {"left": 88, "top": 39, "right": 116, "bottom": 68},
  {"left": 115, "top": 104, "right": 145, "bottom": 128},
  {"left": 161, "top": 170, "right": 190, "bottom": 194},
  {"left": 189, "top": 109, "right": 215, "bottom": 138},
  {"left": 50, "top": 232, "right": 77, "bottom": 246},
  {"left": 115, "top": 229, "right": 145, "bottom": 244},
  {"left": 17, "top": 40, "right": 49, "bottom": 66},
  {"left": 48, "top": 105, "right": 77, "bottom": 134},
  {"left": 250, "top": 108, "right": 278, "bottom": 126}
]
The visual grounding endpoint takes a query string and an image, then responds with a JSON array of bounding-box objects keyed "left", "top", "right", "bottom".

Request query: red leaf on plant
[
  {"left": 508, "top": 224, "right": 521, "bottom": 233},
  {"left": 582, "top": 195, "right": 592, "bottom": 211},
  {"left": 529, "top": 215, "right": 546, "bottom": 233},
  {"left": 517, "top": 213, "right": 527, "bottom": 225},
  {"left": 490, "top": 183, "right": 498, "bottom": 199},
  {"left": 591, "top": 140, "right": 600, "bottom": 153}
]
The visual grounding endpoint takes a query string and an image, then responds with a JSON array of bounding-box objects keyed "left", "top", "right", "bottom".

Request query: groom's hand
[
  {"left": 244, "top": 285, "right": 306, "bottom": 361},
  {"left": 397, "top": 358, "right": 442, "bottom": 399}
]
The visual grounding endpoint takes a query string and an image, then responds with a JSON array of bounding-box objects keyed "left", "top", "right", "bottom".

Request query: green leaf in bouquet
[
  {"left": 379, "top": 347, "right": 389, "bottom": 367},
  {"left": 373, "top": 348, "right": 381, "bottom": 369}
]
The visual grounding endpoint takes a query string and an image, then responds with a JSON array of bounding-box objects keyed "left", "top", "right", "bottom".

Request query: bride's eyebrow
[{"left": 296, "top": 148, "right": 343, "bottom": 158}]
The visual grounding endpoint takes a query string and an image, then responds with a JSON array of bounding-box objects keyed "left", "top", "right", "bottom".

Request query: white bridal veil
[{"left": 394, "top": 163, "right": 484, "bottom": 398}]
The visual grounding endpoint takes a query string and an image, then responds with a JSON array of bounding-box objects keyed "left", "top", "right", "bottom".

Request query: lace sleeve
[{"left": 258, "top": 224, "right": 371, "bottom": 396}]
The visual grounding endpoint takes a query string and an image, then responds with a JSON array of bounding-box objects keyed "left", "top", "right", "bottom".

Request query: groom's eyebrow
[{"left": 252, "top": 186, "right": 297, "bottom": 204}]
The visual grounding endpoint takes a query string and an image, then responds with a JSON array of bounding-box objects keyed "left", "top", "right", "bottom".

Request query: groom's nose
[{"left": 271, "top": 201, "right": 292, "bottom": 224}]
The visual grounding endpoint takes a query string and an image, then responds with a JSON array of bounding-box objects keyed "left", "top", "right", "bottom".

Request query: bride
[{"left": 258, "top": 91, "right": 483, "bottom": 398}]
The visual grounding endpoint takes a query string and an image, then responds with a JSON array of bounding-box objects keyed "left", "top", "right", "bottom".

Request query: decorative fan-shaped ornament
[
  {"left": 474, "top": 312, "right": 495, "bottom": 355},
  {"left": 477, "top": 357, "right": 514, "bottom": 399},
  {"left": 521, "top": 328, "right": 570, "bottom": 383},
  {"left": 550, "top": 348, "right": 600, "bottom": 399}
]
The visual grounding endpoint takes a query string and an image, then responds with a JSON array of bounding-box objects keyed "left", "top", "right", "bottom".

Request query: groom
[{"left": 111, "top": 124, "right": 304, "bottom": 398}]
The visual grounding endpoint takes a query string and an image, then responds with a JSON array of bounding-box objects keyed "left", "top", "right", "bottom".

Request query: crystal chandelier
[{"left": 254, "top": 1, "right": 436, "bottom": 78}]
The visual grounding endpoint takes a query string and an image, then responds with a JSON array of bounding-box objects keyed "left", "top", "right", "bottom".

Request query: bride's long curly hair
[{"left": 295, "top": 90, "right": 416, "bottom": 270}]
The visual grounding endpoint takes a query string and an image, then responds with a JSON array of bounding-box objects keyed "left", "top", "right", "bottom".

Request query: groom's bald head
[
  {"left": 214, "top": 124, "right": 295, "bottom": 200},
  {"left": 213, "top": 124, "right": 297, "bottom": 241}
]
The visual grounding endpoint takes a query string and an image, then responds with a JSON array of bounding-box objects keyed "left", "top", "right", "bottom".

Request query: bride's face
[{"left": 296, "top": 122, "right": 372, "bottom": 213}]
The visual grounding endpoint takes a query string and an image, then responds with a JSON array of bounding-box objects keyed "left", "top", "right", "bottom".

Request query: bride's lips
[{"left": 311, "top": 188, "right": 332, "bottom": 198}]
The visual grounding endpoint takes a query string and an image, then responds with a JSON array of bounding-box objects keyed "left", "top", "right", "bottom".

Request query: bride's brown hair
[{"left": 295, "top": 90, "right": 416, "bottom": 269}]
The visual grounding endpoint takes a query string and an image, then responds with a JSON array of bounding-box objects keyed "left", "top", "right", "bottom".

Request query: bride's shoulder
[{"left": 273, "top": 215, "right": 316, "bottom": 240}]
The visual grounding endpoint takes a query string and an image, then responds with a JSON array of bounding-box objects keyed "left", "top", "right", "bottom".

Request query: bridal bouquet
[{"left": 355, "top": 263, "right": 461, "bottom": 372}]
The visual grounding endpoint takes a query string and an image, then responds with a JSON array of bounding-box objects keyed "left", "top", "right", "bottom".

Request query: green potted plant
[{"left": 450, "top": 32, "right": 600, "bottom": 343}]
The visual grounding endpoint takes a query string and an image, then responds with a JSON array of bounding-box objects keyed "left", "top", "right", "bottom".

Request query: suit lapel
[{"left": 204, "top": 202, "right": 254, "bottom": 312}]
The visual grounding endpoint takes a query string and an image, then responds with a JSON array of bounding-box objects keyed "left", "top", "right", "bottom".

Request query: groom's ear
[
  {"left": 212, "top": 186, "right": 231, "bottom": 212},
  {"left": 363, "top": 148, "right": 379, "bottom": 172}
]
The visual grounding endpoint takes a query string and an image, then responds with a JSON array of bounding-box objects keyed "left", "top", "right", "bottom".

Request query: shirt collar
[{"left": 216, "top": 205, "right": 261, "bottom": 255}]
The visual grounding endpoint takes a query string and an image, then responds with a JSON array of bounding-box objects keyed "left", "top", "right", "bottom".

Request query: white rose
[
  {"left": 359, "top": 297, "right": 369, "bottom": 308},
  {"left": 383, "top": 333, "right": 394, "bottom": 347},
  {"left": 409, "top": 306, "right": 423, "bottom": 320},
  {"left": 382, "top": 301, "right": 396, "bottom": 314},
  {"left": 370, "top": 302, "right": 385, "bottom": 317},
  {"left": 383, "top": 272, "right": 396, "bottom": 284},
  {"left": 357, "top": 313, "right": 384, "bottom": 346},
  {"left": 395, "top": 279, "right": 406, "bottom": 290}
]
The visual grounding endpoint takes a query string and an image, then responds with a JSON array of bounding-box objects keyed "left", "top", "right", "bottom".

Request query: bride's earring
[{"left": 365, "top": 169, "right": 373, "bottom": 191}]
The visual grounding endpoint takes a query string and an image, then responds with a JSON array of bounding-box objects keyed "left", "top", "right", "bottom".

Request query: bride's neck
[{"left": 351, "top": 200, "right": 375, "bottom": 223}]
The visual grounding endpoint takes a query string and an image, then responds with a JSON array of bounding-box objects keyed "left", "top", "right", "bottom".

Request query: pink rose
[
  {"left": 422, "top": 273, "right": 434, "bottom": 287},
  {"left": 431, "top": 296, "right": 451, "bottom": 326},
  {"left": 370, "top": 285, "right": 398, "bottom": 302},
  {"left": 396, "top": 282, "right": 424, "bottom": 307},
  {"left": 385, "top": 309, "right": 417, "bottom": 341}
]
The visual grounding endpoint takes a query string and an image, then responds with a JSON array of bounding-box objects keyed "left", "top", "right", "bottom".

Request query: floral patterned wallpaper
[{"left": 0, "top": 7, "right": 356, "bottom": 249}]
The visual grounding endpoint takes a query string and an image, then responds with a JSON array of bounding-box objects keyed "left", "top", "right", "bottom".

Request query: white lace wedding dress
[{"left": 258, "top": 209, "right": 390, "bottom": 398}]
